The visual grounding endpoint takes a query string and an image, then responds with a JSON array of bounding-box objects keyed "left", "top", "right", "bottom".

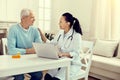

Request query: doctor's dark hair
[{"left": 62, "top": 12, "right": 83, "bottom": 35}]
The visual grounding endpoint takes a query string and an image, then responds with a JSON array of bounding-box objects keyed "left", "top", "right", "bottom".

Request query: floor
[
  {"left": 88, "top": 76, "right": 100, "bottom": 80},
  {"left": 43, "top": 70, "right": 101, "bottom": 80},
  {"left": 80, "top": 76, "right": 100, "bottom": 80}
]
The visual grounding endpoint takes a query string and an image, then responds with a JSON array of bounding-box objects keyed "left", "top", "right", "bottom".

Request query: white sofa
[{"left": 89, "top": 40, "right": 120, "bottom": 80}]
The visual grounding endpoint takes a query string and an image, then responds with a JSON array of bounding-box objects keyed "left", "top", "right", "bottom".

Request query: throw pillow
[{"left": 93, "top": 40, "right": 118, "bottom": 57}]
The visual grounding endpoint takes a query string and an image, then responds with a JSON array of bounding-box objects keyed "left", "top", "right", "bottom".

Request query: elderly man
[{"left": 7, "top": 9, "right": 43, "bottom": 80}]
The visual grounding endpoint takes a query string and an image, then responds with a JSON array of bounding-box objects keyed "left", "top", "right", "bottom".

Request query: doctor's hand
[
  {"left": 58, "top": 53, "right": 63, "bottom": 58},
  {"left": 38, "top": 28, "right": 47, "bottom": 42},
  {"left": 26, "top": 47, "right": 36, "bottom": 54},
  {"left": 58, "top": 52, "right": 72, "bottom": 58}
]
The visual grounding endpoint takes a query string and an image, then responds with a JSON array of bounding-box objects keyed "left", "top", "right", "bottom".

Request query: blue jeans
[{"left": 13, "top": 71, "right": 43, "bottom": 80}]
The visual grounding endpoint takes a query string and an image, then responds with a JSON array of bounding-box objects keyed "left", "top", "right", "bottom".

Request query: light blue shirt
[{"left": 7, "top": 23, "right": 42, "bottom": 55}]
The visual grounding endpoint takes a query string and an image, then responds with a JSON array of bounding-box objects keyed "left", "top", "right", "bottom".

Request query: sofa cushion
[
  {"left": 91, "top": 55, "right": 120, "bottom": 74},
  {"left": 117, "top": 43, "right": 120, "bottom": 58},
  {"left": 93, "top": 40, "right": 118, "bottom": 57}
]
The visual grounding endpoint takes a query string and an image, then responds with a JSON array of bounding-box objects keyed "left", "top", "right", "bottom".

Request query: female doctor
[{"left": 39, "top": 12, "right": 83, "bottom": 80}]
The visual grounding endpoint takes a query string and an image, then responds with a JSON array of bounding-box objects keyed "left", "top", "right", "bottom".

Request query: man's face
[{"left": 24, "top": 12, "right": 35, "bottom": 26}]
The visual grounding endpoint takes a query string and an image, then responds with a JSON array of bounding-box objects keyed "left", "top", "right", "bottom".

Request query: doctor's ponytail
[
  {"left": 62, "top": 13, "right": 83, "bottom": 35},
  {"left": 73, "top": 17, "right": 83, "bottom": 35}
]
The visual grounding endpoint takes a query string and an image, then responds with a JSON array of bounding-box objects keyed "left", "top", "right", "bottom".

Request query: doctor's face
[{"left": 59, "top": 16, "right": 69, "bottom": 30}]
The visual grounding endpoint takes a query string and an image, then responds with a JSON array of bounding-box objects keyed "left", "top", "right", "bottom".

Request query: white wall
[
  {"left": 0, "top": 0, "right": 93, "bottom": 39},
  {"left": 0, "top": 0, "right": 39, "bottom": 26},
  {"left": 0, "top": 0, "right": 7, "bottom": 21},
  {"left": 51, "top": 0, "right": 93, "bottom": 39}
]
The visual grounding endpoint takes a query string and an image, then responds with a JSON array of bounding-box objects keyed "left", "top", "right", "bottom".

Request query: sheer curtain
[{"left": 89, "top": 0, "right": 120, "bottom": 40}]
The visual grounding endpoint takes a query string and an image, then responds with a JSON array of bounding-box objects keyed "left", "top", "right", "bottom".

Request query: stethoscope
[{"left": 57, "top": 30, "right": 74, "bottom": 48}]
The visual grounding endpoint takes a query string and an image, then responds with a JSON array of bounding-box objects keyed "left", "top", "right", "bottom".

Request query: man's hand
[{"left": 26, "top": 47, "right": 36, "bottom": 54}]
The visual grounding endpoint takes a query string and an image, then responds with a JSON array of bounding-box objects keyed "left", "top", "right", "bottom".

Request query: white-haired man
[{"left": 7, "top": 9, "right": 43, "bottom": 80}]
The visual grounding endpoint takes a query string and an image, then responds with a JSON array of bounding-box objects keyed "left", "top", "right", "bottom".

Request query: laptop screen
[{"left": 33, "top": 43, "right": 59, "bottom": 59}]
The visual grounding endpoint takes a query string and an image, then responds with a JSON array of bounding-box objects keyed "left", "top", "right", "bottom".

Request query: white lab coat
[{"left": 47, "top": 28, "right": 82, "bottom": 80}]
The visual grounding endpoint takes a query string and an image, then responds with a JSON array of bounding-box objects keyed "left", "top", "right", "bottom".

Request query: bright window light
[{"left": 38, "top": 0, "right": 51, "bottom": 32}]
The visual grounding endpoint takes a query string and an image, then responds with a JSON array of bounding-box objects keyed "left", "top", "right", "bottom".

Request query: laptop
[{"left": 33, "top": 43, "right": 59, "bottom": 59}]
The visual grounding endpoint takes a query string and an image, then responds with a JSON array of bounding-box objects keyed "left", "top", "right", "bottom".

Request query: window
[{"left": 38, "top": 0, "right": 51, "bottom": 32}]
